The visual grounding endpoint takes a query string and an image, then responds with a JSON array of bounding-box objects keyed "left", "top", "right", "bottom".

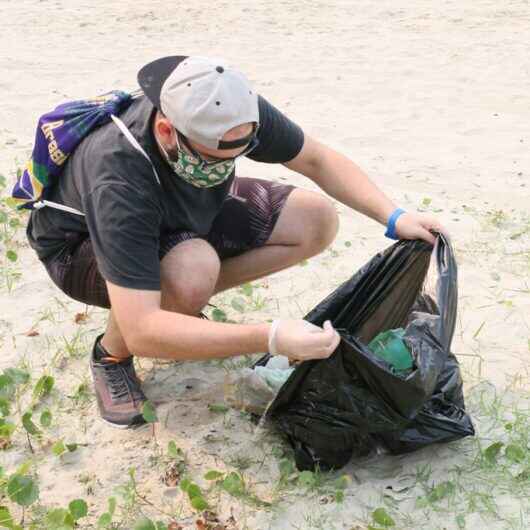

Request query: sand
[{"left": 0, "top": 1, "right": 528, "bottom": 529}]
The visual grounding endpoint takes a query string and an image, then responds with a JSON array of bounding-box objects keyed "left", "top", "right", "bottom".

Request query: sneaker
[{"left": 90, "top": 335, "right": 147, "bottom": 428}]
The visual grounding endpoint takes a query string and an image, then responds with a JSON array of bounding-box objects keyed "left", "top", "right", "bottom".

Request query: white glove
[{"left": 268, "top": 319, "right": 341, "bottom": 361}]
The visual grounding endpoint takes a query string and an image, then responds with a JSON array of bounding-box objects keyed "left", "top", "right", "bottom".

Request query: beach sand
[{"left": 0, "top": 1, "right": 528, "bottom": 528}]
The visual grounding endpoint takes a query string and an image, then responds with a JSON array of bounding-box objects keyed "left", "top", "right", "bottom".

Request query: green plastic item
[{"left": 368, "top": 328, "right": 413, "bottom": 374}]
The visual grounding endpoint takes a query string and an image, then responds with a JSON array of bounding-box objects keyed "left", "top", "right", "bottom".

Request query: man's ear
[{"left": 154, "top": 113, "right": 175, "bottom": 143}]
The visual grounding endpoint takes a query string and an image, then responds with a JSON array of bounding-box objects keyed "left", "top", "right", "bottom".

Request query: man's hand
[
  {"left": 269, "top": 319, "right": 341, "bottom": 361},
  {"left": 395, "top": 212, "right": 446, "bottom": 245}
]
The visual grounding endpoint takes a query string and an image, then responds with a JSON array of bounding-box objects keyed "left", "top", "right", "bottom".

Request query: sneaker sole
[{"left": 100, "top": 417, "right": 147, "bottom": 430}]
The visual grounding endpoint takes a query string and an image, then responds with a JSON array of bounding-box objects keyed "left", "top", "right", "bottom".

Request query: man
[{"left": 27, "top": 55, "right": 444, "bottom": 428}]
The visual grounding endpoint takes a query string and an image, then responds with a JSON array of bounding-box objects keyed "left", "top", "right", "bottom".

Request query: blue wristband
[{"left": 385, "top": 208, "right": 406, "bottom": 240}]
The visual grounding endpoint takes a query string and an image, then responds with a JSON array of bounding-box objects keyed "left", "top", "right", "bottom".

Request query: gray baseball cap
[{"left": 138, "top": 55, "right": 259, "bottom": 150}]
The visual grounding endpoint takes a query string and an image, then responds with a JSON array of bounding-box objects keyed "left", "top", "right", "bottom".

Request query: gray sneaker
[{"left": 90, "top": 335, "right": 147, "bottom": 428}]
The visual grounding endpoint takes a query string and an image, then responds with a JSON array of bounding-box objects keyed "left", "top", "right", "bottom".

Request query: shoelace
[{"left": 100, "top": 357, "right": 143, "bottom": 401}]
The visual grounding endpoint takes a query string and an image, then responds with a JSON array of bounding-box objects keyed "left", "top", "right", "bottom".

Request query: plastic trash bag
[{"left": 261, "top": 235, "right": 475, "bottom": 471}]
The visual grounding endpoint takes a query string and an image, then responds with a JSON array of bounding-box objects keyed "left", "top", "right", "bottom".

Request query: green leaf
[
  {"left": 422, "top": 197, "right": 432, "bottom": 207},
  {"left": 64, "top": 512, "right": 76, "bottom": 528},
  {"left": 204, "top": 470, "right": 224, "bottom": 481},
  {"left": 211, "top": 308, "right": 227, "bottom": 322},
  {"left": 231, "top": 297, "right": 246, "bottom": 313},
  {"left": 4, "top": 198, "right": 18, "bottom": 210},
  {"left": 66, "top": 443, "right": 78, "bottom": 452},
  {"left": 187, "top": 484, "right": 202, "bottom": 500},
  {"left": 155, "top": 522, "right": 168, "bottom": 530},
  {"left": 167, "top": 440, "right": 181, "bottom": 459},
  {"left": 0, "top": 374, "right": 15, "bottom": 399},
  {"left": 40, "top": 409, "right": 52, "bottom": 428},
  {"left": 107, "top": 496, "right": 116, "bottom": 516},
  {"left": 505, "top": 444, "right": 525, "bottom": 463},
  {"left": 0, "top": 419, "right": 16, "bottom": 439},
  {"left": 7, "top": 475, "right": 39, "bottom": 506},
  {"left": 0, "top": 212, "right": 6, "bottom": 224},
  {"left": 32, "top": 375, "right": 54, "bottom": 401},
  {"left": 22, "top": 412, "right": 40, "bottom": 436},
  {"left": 335, "top": 490, "right": 345, "bottom": 503},
  {"left": 179, "top": 478, "right": 191, "bottom": 493},
  {"left": 0, "top": 398, "right": 10, "bottom": 417},
  {"left": 221, "top": 472, "right": 245, "bottom": 497},
  {"left": 372, "top": 507, "right": 395, "bottom": 527},
  {"left": 240, "top": 283, "right": 253, "bottom": 297},
  {"left": 344, "top": 241, "right": 352, "bottom": 247},
  {"left": 97, "top": 512, "right": 112, "bottom": 528},
  {"left": 427, "top": 481, "right": 455, "bottom": 502},
  {"left": 133, "top": 516, "right": 157, "bottom": 530},
  {"left": 142, "top": 401, "right": 157, "bottom": 423},
  {"left": 190, "top": 496, "right": 208, "bottom": 511},
  {"left": 0, "top": 506, "right": 14, "bottom": 528},
  {"left": 208, "top": 403, "right": 229, "bottom": 413},
  {"left": 6, "top": 250, "right": 17, "bottom": 262},
  {"left": 279, "top": 458, "right": 295, "bottom": 477},
  {"left": 52, "top": 440, "right": 67, "bottom": 456},
  {"left": 68, "top": 499, "right": 88, "bottom": 520},
  {"left": 45, "top": 508, "right": 75, "bottom": 528},
  {"left": 484, "top": 441, "right": 504, "bottom": 463},
  {"left": 333, "top": 474, "right": 351, "bottom": 490},
  {"left": 46, "top": 508, "right": 70, "bottom": 527},
  {"left": 297, "top": 470, "right": 316, "bottom": 488},
  {"left": 456, "top": 513, "right": 466, "bottom": 529},
  {"left": 15, "top": 461, "right": 32, "bottom": 476},
  {"left": 3, "top": 368, "right": 29, "bottom": 386}
]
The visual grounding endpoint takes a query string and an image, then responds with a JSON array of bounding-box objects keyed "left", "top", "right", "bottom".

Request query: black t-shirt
[{"left": 27, "top": 95, "right": 304, "bottom": 290}]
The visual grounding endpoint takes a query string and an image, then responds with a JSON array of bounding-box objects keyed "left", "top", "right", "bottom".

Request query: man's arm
[
  {"left": 107, "top": 282, "right": 340, "bottom": 361},
  {"left": 107, "top": 282, "right": 270, "bottom": 359},
  {"left": 284, "top": 136, "right": 445, "bottom": 244}
]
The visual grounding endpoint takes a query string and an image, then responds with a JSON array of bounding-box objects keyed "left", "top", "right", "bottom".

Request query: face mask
[{"left": 159, "top": 136, "right": 236, "bottom": 189}]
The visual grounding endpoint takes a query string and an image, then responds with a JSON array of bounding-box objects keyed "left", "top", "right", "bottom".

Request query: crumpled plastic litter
[
  {"left": 254, "top": 355, "right": 294, "bottom": 391},
  {"left": 368, "top": 328, "right": 413, "bottom": 375},
  {"left": 224, "top": 355, "right": 294, "bottom": 415}
]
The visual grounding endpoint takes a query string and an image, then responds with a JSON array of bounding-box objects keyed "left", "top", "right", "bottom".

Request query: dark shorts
[{"left": 43, "top": 177, "right": 295, "bottom": 309}]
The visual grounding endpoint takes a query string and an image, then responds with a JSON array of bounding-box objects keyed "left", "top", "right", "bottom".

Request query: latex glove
[
  {"left": 395, "top": 212, "right": 447, "bottom": 245},
  {"left": 268, "top": 319, "right": 341, "bottom": 361}
]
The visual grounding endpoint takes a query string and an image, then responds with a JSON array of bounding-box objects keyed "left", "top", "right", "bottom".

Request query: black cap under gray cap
[{"left": 138, "top": 55, "right": 259, "bottom": 149}]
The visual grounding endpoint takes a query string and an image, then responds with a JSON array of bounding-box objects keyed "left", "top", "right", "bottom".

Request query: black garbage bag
[{"left": 263, "top": 235, "right": 475, "bottom": 471}]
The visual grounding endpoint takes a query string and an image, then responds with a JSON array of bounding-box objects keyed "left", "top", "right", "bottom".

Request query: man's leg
[
  {"left": 214, "top": 188, "right": 339, "bottom": 292},
  {"left": 90, "top": 238, "right": 222, "bottom": 427},
  {"left": 101, "top": 238, "right": 221, "bottom": 358}
]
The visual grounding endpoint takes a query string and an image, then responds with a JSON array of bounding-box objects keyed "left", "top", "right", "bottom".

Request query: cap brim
[{"left": 137, "top": 55, "right": 188, "bottom": 110}]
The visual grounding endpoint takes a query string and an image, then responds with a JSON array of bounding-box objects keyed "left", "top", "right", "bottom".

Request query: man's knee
[
  {"left": 303, "top": 194, "right": 339, "bottom": 254},
  {"left": 160, "top": 239, "right": 221, "bottom": 313}
]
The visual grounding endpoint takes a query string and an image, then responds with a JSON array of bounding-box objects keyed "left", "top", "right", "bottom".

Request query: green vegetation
[{"left": 0, "top": 172, "right": 529, "bottom": 528}]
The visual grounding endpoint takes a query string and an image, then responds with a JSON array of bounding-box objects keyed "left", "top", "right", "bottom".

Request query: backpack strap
[
  {"left": 33, "top": 200, "right": 84, "bottom": 216},
  {"left": 33, "top": 113, "right": 160, "bottom": 217},
  {"left": 110, "top": 115, "right": 161, "bottom": 186}
]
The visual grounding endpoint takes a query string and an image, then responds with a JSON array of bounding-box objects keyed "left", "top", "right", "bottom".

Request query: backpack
[{"left": 11, "top": 90, "right": 160, "bottom": 216}]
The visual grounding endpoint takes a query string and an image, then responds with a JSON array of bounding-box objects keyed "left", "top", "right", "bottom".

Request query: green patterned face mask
[{"left": 159, "top": 135, "right": 236, "bottom": 188}]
